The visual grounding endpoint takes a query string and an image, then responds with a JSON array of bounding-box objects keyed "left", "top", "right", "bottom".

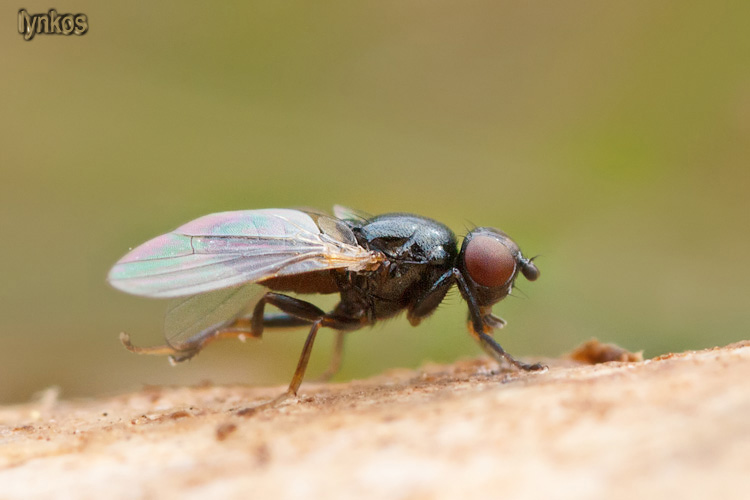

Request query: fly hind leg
[
  {"left": 121, "top": 291, "right": 360, "bottom": 412},
  {"left": 236, "top": 292, "right": 362, "bottom": 413},
  {"left": 248, "top": 292, "right": 328, "bottom": 336},
  {"left": 314, "top": 331, "right": 346, "bottom": 382},
  {"left": 120, "top": 293, "right": 326, "bottom": 362}
]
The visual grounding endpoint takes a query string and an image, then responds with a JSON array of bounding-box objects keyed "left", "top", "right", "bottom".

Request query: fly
[{"left": 108, "top": 206, "right": 542, "bottom": 410}]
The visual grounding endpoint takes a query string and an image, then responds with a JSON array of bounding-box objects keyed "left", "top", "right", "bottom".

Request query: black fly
[{"left": 109, "top": 206, "right": 542, "bottom": 409}]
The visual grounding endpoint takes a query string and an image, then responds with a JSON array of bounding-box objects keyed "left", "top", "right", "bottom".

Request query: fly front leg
[
  {"left": 406, "top": 269, "right": 455, "bottom": 327},
  {"left": 467, "top": 323, "right": 545, "bottom": 372},
  {"left": 453, "top": 270, "right": 545, "bottom": 372}
]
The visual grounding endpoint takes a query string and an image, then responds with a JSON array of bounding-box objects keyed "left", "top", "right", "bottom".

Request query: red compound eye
[{"left": 464, "top": 235, "right": 516, "bottom": 288}]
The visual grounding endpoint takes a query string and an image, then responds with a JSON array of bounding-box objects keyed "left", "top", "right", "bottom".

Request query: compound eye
[{"left": 464, "top": 235, "right": 516, "bottom": 288}]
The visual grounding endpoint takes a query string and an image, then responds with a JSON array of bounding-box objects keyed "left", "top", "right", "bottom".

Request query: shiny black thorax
[{"left": 332, "top": 213, "right": 458, "bottom": 325}]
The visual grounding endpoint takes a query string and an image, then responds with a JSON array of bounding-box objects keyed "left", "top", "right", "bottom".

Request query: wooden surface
[{"left": 1, "top": 340, "right": 748, "bottom": 500}]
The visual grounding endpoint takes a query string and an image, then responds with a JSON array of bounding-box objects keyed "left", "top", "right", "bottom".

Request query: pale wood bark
[{"left": 1, "top": 340, "right": 748, "bottom": 500}]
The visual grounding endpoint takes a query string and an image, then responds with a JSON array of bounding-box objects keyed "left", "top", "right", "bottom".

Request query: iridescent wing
[
  {"left": 164, "top": 282, "right": 262, "bottom": 355},
  {"left": 108, "top": 208, "right": 382, "bottom": 298},
  {"left": 332, "top": 205, "right": 372, "bottom": 225}
]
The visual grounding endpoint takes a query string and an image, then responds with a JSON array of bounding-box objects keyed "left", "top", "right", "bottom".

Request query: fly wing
[
  {"left": 332, "top": 205, "right": 372, "bottom": 225},
  {"left": 108, "top": 208, "right": 381, "bottom": 298},
  {"left": 164, "top": 282, "right": 262, "bottom": 353}
]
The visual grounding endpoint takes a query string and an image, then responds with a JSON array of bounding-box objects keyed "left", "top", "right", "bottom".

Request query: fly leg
[
  {"left": 453, "top": 270, "right": 545, "bottom": 372},
  {"left": 314, "top": 331, "right": 346, "bottom": 382},
  {"left": 239, "top": 318, "right": 324, "bottom": 414},
  {"left": 120, "top": 317, "right": 281, "bottom": 363},
  {"left": 120, "top": 296, "right": 323, "bottom": 362},
  {"left": 467, "top": 325, "right": 545, "bottom": 372},
  {"left": 121, "top": 291, "right": 361, "bottom": 412},
  {"left": 406, "top": 270, "right": 455, "bottom": 327},
  {"left": 120, "top": 325, "right": 262, "bottom": 363},
  {"left": 235, "top": 292, "right": 363, "bottom": 413}
]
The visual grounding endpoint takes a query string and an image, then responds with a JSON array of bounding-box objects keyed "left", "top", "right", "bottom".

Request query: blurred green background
[{"left": 2, "top": 1, "right": 748, "bottom": 404}]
